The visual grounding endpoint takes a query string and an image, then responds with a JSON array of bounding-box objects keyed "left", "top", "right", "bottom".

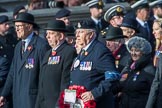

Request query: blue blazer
[
  {"left": 71, "top": 40, "right": 117, "bottom": 108},
  {"left": 1, "top": 34, "right": 50, "bottom": 108}
]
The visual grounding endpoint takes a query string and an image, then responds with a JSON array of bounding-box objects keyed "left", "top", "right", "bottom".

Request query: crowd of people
[{"left": 0, "top": 0, "right": 161, "bottom": 108}]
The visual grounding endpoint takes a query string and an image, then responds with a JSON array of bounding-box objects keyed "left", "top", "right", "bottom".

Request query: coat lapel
[
  {"left": 79, "top": 40, "right": 97, "bottom": 61},
  {"left": 17, "top": 35, "right": 37, "bottom": 73}
]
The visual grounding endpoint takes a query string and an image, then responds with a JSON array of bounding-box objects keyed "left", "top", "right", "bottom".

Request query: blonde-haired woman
[{"left": 146, "top": 18, "right": 162, "bottom": 108}]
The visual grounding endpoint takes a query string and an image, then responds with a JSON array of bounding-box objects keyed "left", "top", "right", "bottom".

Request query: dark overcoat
[
  {"left": 35, "top": 41, "right": 77, "bottom": 108},
  {"left": 71, "top": 40, "right": 117, "bottom": 108},
  {"left": 1, "top": 34, "right": 50, "bottom": 108},
  {"left": 119, "top": 55, "right": 155, "bottom": 108}
]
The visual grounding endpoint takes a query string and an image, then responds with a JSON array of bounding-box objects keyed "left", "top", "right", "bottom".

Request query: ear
[
  {"left": 130, "top": 30, "right": 135, "bottom": 36},
  {"left": 59, "top": 32, "right": 65, "bottom": 40}
]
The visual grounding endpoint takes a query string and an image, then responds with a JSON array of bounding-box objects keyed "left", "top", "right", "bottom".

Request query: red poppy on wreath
[
  {"left": 27, "top": 46, "right": 32, "bottom": 51},
  {"left": 59, "top": 85, "right": 96, "bottom": 108}
]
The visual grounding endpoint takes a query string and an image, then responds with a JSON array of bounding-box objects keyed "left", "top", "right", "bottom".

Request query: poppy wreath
[{"left": 59, "top": 85, "right": 96, "bottom": 108}]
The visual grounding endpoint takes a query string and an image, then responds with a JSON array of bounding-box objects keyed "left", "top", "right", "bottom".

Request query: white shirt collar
[
  {"left": 83, "top": 38, "right": 95, "bottom": 51},
  {"left": 22, "top": 32, "right": 34, "bottom": 51},
  {"left": 136, "top": 17, "right": 146, "bottom": 27},
  {"left": 91, "top": 16, "right": 101, "bottom": 25}
]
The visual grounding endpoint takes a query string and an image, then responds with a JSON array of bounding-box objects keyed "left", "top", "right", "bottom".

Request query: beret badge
[{"left": 77, "top": 22, "right": 81, "bottom": 28}]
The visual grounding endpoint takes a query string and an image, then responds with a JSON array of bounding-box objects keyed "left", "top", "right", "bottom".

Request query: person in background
[
  {"left": 119, "top": 36, "right": 155, "bottom": 108},
  {"left": 0, "top": 15, "right": 18, "bottom": 66},
  {"left": 35, "top": 20, "right": 76, "bottom": 108},
  {"left": 131, "top": 0, "right": 155, "bottom": 44},
  {"left": 149, "top": 0, "right": 162, "bottom": 22},
  {"left": 55, "top": 8, "right": 71, "bottom": 26},
  {"left": 146, "top": 18, "right": 162, "bottom": 108},
  {"left": 65, "top": 25, "right": 76, "bottom": 46},
  {"left": 105, "top": 27, "right": 130, "bottom": 72},
  {"left": 120, "top": 17, "right": 139, "bottom": 44},
  {"left": 85, "top": 0, "right": 108, "bottom": 33},
  {"left": 13, "top": 5, "right": 27, "bottom": 19},
  {"left": 104, "top": 4, "right": 125, "bottom": 28},
  {"left": 0, "top": 12, "right": 50, "bottom": 108}
]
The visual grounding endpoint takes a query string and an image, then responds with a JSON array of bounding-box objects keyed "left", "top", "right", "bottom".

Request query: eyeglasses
[{"left": 15, "top": 24, "right": 25, "bottom": 28}]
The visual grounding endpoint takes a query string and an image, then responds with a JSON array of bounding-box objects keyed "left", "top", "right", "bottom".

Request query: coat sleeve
[
  {"left": 91, "top": 47, "right": 117, "bottom": 99},
  {"left": 145, "top": 67, "right": 160, "bottom": 108},
  {"left": 1, "top": 57, "right": 14, "bottom": 97},
  {"left": 0, "top": 57, "right": 10, "bottom": 87}
]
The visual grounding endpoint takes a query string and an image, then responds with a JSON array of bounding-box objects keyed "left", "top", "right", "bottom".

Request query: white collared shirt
[
  {"left": 22, "top": 32, "right": 34, "bottom": 51},
  {"left": 136, "top": 17, "right": 146, "bottom": 27},
  {"left": 82, "top": 38, "right": 95, "bottom": 51},
  {"left": 91, "top": 16, "right": 101, "bottom": 25}
]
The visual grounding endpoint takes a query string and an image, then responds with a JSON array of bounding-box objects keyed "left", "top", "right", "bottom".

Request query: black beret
[
  {"left": 55, "top": 8, "right": 71, "bottom": 19},
  {"left": 0, "top": 15, "right": 9, "bottom": 24},
  {"left": 76, "top": 20, "right": 96, "bottom": 29}
]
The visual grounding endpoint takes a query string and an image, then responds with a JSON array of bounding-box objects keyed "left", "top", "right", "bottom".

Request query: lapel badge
[
  {"left": 84, "top": 51, "right": 88, "bottom": 56},
  {"left": 52, "top": 51, "right": 57, "bottom": 56},
  {"left": 27, "top": 46, "right": 32, "bottom": 51},
  {"left": 74, "top": 59, "right": 80, "bottom": 68},
  {"left": 77, "top": 22, "right": 81, "bottom": 28}
]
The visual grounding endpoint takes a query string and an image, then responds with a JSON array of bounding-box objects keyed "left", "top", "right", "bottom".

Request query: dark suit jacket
[
  {"left": 71, "top": 40, "right": 117, "bottom": 108},
  {"left": 1, "top": 33, "right": 50, "bottom": 108},
  {"left": 35, "top": 41, "right": 77, "bottom": 108}
]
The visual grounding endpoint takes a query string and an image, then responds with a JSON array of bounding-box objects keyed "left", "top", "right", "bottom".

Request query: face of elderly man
[
  {"left": 15, "top": 22, "right": 33, "bottom": 39},
  {"left": 106, "top": 39, "right": 123, "bottom": 52},
  {"left": 75, "top": 28, "right": 94, "bottom": 48},
  {"left": 46, "top": 30, "right": 64, "bottom": 48},
  {"left": 130, "top": 47, "right": 143, "bottom": 61}
]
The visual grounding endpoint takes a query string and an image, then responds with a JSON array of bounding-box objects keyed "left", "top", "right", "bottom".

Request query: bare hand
[
  {"left": 81, "top": 91, "right": 94, "bottom": 102},
  {"left": 0, "top": 96, "right": 5, "bottom": 107}
]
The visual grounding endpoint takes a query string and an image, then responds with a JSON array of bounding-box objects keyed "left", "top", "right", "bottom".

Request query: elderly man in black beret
[
  {"left": 69, "top": 20, "right": 118, "bottom": 108},
  {"left": 0, "top": 12, "right": 50, "bottom": 108},
  {"left": 35, "top": 20, "right": 77, "bottom": 108}
]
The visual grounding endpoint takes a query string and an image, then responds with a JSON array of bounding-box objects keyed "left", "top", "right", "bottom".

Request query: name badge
[
  {"left": 80, "top": 61, "right": 92, "bottom": 71},
  {"left": 64, "top": 89, "right": 76, "bottom": 104},
  {"left": 48, "top": 56, "right": 60, "bottom": 64}
]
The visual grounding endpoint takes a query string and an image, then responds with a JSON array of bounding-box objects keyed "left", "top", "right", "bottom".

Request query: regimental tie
[{"left": 22, "top": 41, "right": 26, "bottom": 54}]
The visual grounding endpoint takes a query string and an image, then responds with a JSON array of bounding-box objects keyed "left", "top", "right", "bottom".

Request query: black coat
[
  {"left": 0, "top": 33, "right": 18, "bottom": 66},
  {"left": 1, "top": 34, "right": 50, "bottom": 108},
  {"left": 71, "top": 40, "right": 117, "bottom": 108},
  {"left": 35, "top": 41, "right": 77, "bottom": 108},
  {"left": 119, "top": 55, "right": 155, "bottom": 108}
]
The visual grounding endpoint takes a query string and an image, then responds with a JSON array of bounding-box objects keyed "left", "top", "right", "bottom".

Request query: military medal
[{"left": 74, "top": 59, "right": 80, "bottom": 68}]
